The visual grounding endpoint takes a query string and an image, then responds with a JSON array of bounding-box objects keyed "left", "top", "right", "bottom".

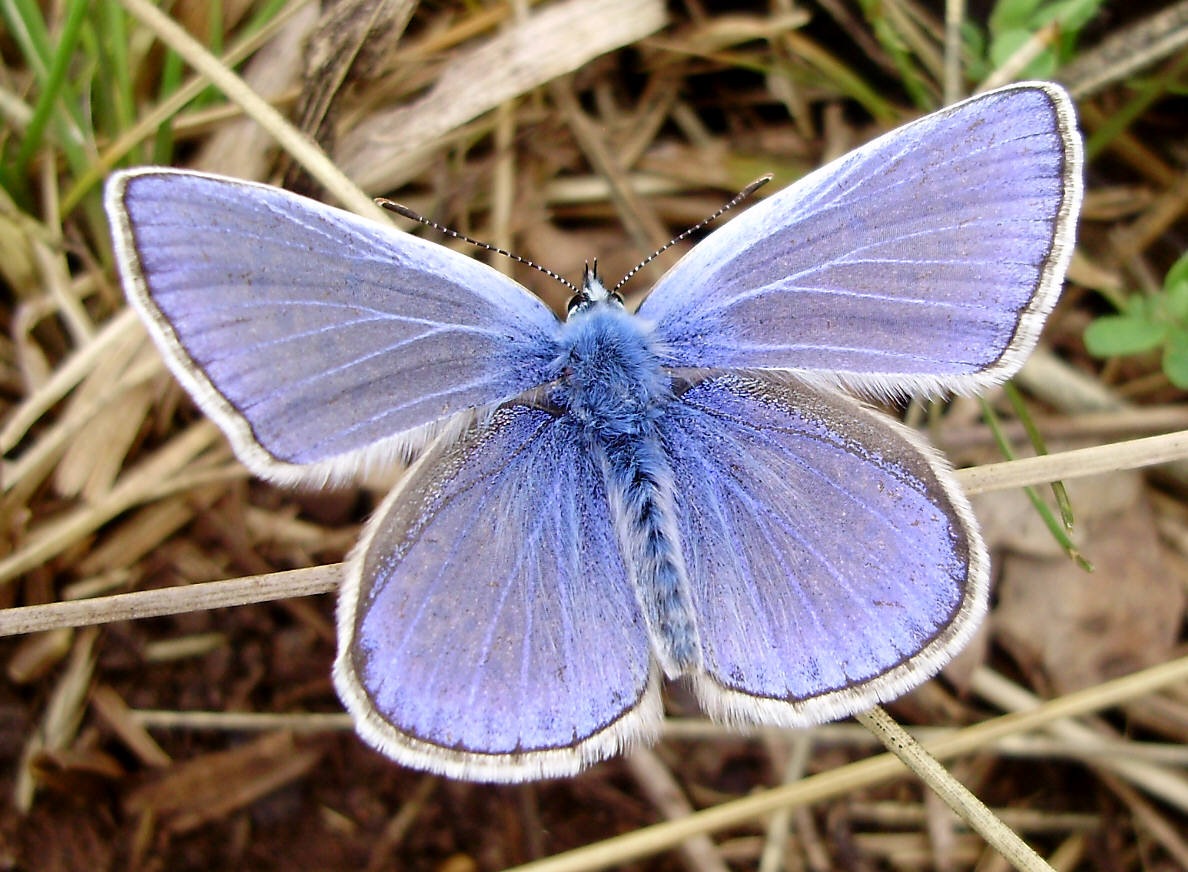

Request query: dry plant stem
[
  {"left": 117, "top": 0, "right": 385, "bottom": 222},
  {"left": 662, "top": 719, "right": 1188, "bottom": 766},
  {"left": 856, "top": 706, "right": 1053, "bottom": 872},
  {"left": 34, "top": 240, "right": 93, "bottom": 344},
  {"left": 1016, "top": 349, "right": 1188, "bottom": 489},
  {"left": 15, "top": 627, "right": 98, "bottom": 811},
  {"left": 958, "top": 428, "right": 1188, "bottom": 494},
  {"left": 977, "top": 848, "right": 1021, "bottom": 872},
  {"left": 126, "top": 707, "right": 1188, "bottom": 770},
  {"left": 976, "top": 23, "right": 1058, "bottom": 92},
  {"left": 971, "top": 669, "right": 1188, "bottom": 815},
  {"left": 336, "top": 0, "right": 668, "bottom": 191},
  {"left": 0, "top": 83, "right": 32, "bottom": 129},
  {"left": 626, "top": 749, "right": 731, "bottom": 872},
  {"left": 940, "top": 406, "right": 1188, "bottom": 453},
  {"left": 133, "top": 709, "right": 352, "bottom": 731},
  {"left": 1109, "top": 167, "right": 1188, "bottom": 266},
  {"left": 501, "top": 655, "right": 1188, "bottom": 872},
  {"left": 0, "top": 564, "right": 340, "bottom": 636},
  {"left": 5, "top": 426, "right": 1188, "bottom": 634},
  {"left": 3, "top": 344, "right": 158, "bottom": 496},
  {"left": 943, "top": 0, "right": 966, "bottom": 104},
  {"left": 550, "top": 78, "right": 671, "bottom": 253},
  {"left": 758, "top": 732, "right": 811, "bottom": 872},
  {"left": 0, "top": 307, "right": 139, "bottom": 453},
  {"left": 0, "top": 421, "right": 221, "bottom": 586},
  {"left": 851, "top": 804, "right": 1096, "bottom": 835},
  {"left": 882, "top": 0, "right": 944, "bottom": 83},
  {"left": 1044, "top": 835, "right": 1086, "bottom": 872},
  {"left": 924, "top": 788, "right": 959, "bottom": 872},
  {"left": 1061, "top": 0, "right": 1188, "bottom": 98},
  {"left": 1099, "top": 775, "right": 1188, "bottom": 869},
  {"left": 90, "top": 684, "right": 172, "bottom": 767},
  {"left": 491, "top": 100, "right": 517, "bottom": 278},
  {"left": 364, "top": 775, "right": 438, "bottom": 872}
]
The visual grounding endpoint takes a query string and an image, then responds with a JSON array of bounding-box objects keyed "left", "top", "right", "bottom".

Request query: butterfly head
[
  {"left": 565, "top": 260, "right": 624, "bottom": 319},
  {"left": 553, "top": 267, "right": 667, "bottom": 437}
]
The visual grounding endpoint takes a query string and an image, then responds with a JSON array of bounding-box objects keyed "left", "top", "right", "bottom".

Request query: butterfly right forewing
[
  {"left": 107, "top": 168, "right": 562, "bottom": 487},
  {"left": 638, "top": 83, "right": 1082, "bottom": 399}
]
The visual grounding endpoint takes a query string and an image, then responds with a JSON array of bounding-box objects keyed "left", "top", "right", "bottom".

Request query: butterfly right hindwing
[{"left": 334, "top": 401, "right": 661, "bottom": 782}]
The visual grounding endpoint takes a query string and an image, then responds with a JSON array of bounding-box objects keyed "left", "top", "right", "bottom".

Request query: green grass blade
[
  {"left": 980, "top": 395, "right": 1089, "bottom": 569},
  {"left": 1003, "top": 381, "right": 1074, "bottom": 527}
]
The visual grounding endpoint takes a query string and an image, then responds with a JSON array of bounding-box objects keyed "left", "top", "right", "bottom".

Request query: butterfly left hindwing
[{"left": 656, "top": 373, "right": 987, "bottom": 726}]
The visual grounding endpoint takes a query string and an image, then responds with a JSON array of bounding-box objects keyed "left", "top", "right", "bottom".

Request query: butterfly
[{"left": 105, "top": 81, "right": 1082, "bottom": 782}]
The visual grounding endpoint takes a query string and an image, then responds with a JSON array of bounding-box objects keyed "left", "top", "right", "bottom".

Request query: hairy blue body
[{"left": 552, "top": 285, "right": 699, "bottom": 676}]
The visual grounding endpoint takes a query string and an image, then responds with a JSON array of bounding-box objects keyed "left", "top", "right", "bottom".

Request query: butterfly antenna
[
  {"left": 378, "top": 199, "right": 579, "bottom": 294},
  {"left": 610, "top": 174, "right": 774, "bottom": 295}
]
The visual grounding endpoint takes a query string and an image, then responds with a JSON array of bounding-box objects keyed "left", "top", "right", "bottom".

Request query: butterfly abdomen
[
  {"left": 598, "top": 432, "right": 700, "bottom": 676},
  {"left": 555, "top": 303, "right": 700, "bottom": 676}
]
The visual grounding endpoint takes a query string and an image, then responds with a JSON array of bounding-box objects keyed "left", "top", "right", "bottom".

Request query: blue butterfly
[{"left": 105, "top": 82, "right": 1082, "bottom": 782}]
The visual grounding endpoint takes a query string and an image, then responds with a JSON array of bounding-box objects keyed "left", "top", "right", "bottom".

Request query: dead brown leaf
[
  {"left": 124, "top": 731, "right": 323, "bottom": 833},
  {"left": 993, "top": 487, "right": 1185, "bottom": 695}
]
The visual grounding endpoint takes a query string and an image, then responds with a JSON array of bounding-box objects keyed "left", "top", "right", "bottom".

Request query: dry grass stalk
[
  {"left": 90, "top": 684, "right": 172, "bottom": 768},
  {"left": 337, "top": 0, "right": 667, "bottom": 190}
]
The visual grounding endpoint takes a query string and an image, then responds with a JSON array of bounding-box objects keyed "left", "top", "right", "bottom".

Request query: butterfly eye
[{"left": 566, "top": 294, "right": 583, "bottom": 314}]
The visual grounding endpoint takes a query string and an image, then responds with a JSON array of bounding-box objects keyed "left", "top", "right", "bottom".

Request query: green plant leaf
[
  {"left": 1165, "top": 251, "right": 1188, "bottom": 324},
  {"left": 1163, "top": 329, "right": 1188, "bottom": 389},
  {"left": 1167, "top": 278, "right": 1188, "bottom": 323},
  {"left": 1127, "top": 292, "right": 1166, "bottom": 322},
  {"left": 1164, "top": 250, "right": 1188, "bottom": 294},
  {"left": 1083, "top": 315, "right": 1167, "bottom": 357},
  {"left": 1035, "top": 0, "right": 1103, "bottom": 32},
  {"left": 988, "top": 27, "right": 1056, "bottom": 77},
  {"left": 990, "top": 0, "right": 1041, "bottom": 34},
  {"left": 989, "top": 27, "right": 1033, "bottom": 65}
]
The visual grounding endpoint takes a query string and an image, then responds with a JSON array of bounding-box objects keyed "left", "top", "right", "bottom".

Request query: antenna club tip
[
  {"left": 746, "top": 174, "right": 774, "bottom": 193},
  {"left": 376, "top": 199, "right": 418, "bottom": 220}
]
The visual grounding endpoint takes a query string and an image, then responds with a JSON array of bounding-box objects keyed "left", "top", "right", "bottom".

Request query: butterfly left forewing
[
  {"left": 335, "top": 400, "right": 660, "bottom": 782},
  {"left": 638, "top": 83, "right": 1081, "bottom": 398},
  {"left": 658, "top": 374, "right": 987, "bottom": 725}
]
